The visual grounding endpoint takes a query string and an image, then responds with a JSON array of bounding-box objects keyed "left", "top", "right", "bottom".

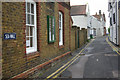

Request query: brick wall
[
  {"left": 71, "top": 26, "right": 76, "bottom": 51},
  {"left": 2, "top": 2, "right": 71, "bottom": 78},
  {"left": 2, "top": 1, "right": 87, "bottom": 79},
  {"left": 25, "top": 2, "right": 71, "bottom": 78},
  {"left": 0, "top": 1, "right": 2, "bottom": 79},
  {"left": 81, "top": 28, "right": 87, "bottom": 44},
  {"left": 2, "top": 2, "right": 26, "bottom": 78},
  {"left": 71, "top": 26, "right": 87, "bottom": 52}
]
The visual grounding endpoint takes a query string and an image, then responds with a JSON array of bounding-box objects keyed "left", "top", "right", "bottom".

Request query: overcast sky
[{"left": 70, "top": 0, "right": 109, "bottom": 29}]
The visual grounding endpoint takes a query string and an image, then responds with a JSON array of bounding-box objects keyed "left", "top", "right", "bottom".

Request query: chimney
[
  {"left": 103, "top": 12, "right": 105, "bottom": 15},
  {"left": 99, "top": 10, "right": 101, "bottom": 15},
  {"left": 95, "top": 12, "right": 97, "bottom": 15}
]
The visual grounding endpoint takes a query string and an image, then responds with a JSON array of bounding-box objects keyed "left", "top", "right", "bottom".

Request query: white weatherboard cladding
[
  {"left": 72, "top": 16, "right": 88, "bottom": 29},
  {"left": 113, "top": 26, "right": 117, "bottom": 44},
  {"left": 91, "top": 16, "right": 104, "bottom": 37},
  {"left": 110, "top": 27, "right": 113, "bottom": 41},
  {"left": 108, "top": 0, "right": 119, "bottom": 45}
]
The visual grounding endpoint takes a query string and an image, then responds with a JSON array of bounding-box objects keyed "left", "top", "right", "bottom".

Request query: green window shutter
[{"left": 47, "top": 15, "right": 56, "bottom": 43}]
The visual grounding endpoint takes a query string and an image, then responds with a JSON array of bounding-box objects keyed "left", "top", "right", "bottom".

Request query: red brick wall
[
  {"left": 0, "top": 2, "right": 2, "bottom": 79},
  {"left": 1, "top": 2, "right": 88, "bottom": 79},
  {"left": 2, "top": 2, "right": 71, "bottom": 78},
  {"left": 2, "top": 2, "right": 26, "bottom": 78},
  {"left": 71, "top": 27, "right": 87, "bottom": 51}
]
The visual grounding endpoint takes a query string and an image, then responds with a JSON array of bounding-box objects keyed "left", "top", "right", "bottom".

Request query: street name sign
[{"left": 4, "top": 33, "right": 16, "bottom": 40}]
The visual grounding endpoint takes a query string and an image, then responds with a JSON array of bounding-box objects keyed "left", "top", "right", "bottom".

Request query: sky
[{"left": 70, "top": 0, "right": 109, "bottom": 30}]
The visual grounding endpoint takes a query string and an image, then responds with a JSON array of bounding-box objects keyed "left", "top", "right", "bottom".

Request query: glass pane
[
  {"left": 59, "top": 30, "right": 61, "bottom": 42},
  {"left": 59, "top": 14, "right": 61, "bottom": 21},
  {"left": 52, "top": 18, "right": 55, "bottom": 40},
  {"left": 30, "top": 37, "right": 33, "bottom": 47},
  {"left": 52, "top": 34, "right": 54, "bottom": 41},
  {"left": 26, "top": 3, "right": 27, "bottom": 12},
  {"left": 31, "top": 4, "right": 34, "bottom": 14},
  {"left": 49, "top": 17, "right": 52, "bottom": 41},
  {"left": 31, "top": 15, "right": 34, "bottom": 25},
  {"left": 26, "top": 14, "right": 27, "bottom": 24},
  {"left": 26, "top": 37, "right": 29, "bottom": 40},
  {"left": 26, "top": 37, "right": 30, "bottom": 48},
  {"left": 27, "top": 3, "right": 30, "bottom": 13},
  {"left": 27, "top": 14, "right": 30, "bottom": 24},
  {"left": 49, "top": 32, "right": 51, "bottom": 41},
  {"left": 30, "top": 26, "right": 33, "bottom": 36},
  {"left": 59, "top": 21, "right": 61, "bottom": 29},
  {"left": 53, "top": 18, "right": 54, "bottom": 32},
  {"left": 26, "top": 26, "right": 29, "bottom": 36}
]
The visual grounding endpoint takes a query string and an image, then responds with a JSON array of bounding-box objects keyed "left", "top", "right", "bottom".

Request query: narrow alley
[
  {"left": 1, "top": 0, "right": 120, "bottom": 80},
  {"left": 43, "top": 36, "right": 119, "bottom": 79}
]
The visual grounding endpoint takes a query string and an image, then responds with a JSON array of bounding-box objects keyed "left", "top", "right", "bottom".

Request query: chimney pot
[{"left": 99, "top": 10, "right": 101, "bottom": 15}]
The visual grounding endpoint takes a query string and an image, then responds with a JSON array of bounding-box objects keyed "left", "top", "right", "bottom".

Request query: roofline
[
  {"left": 71, "top": 14, "right": 87, "bottom": 16},
  {"left": 71, "top": 4, "right": 86, "bottom": 7},
  {"left": 58, "top": 2, "right": 71, "bottom": 10},
  {"left": 70, "top": 16, "right": 73, "bottom": 24}
]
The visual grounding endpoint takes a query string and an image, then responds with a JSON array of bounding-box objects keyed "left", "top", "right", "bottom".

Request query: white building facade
[
  {"left": 108, "top": 0, "right": 119, "bottom": 45},
  {"left": 70, "top": 4, "right": 91, "bottom": 39},
  {"left": 90, "top": 11, "right": 106, "bottom": 38}
]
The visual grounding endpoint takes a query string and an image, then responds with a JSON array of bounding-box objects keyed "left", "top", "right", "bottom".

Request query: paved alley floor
[
  {"left": 41, "top": 36, "right": 119, "bottom": 80},
  {"left": 60, "top": 36, "right": 119, "bottom": 79}
]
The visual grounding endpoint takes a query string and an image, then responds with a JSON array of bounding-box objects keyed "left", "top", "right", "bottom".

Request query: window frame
[
  {"left": 26, "top": 0, "right": 37, "bottom": 54},
  {"left": 47, "top": 15, "right": 56, "bottom": 43},
  {"left": 118, "top": 1, "right": 120, "bottom": 8},
  {"left": 59, "top": 11, "right": 63, "bottom": 46}
]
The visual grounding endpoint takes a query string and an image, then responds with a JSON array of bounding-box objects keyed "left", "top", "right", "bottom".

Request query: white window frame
[
  {"left": 26, "top": 0, "right": 37, "bottom": 54},
  {"left": 59, "top": 12, "right": 63, "bottom": 46}
]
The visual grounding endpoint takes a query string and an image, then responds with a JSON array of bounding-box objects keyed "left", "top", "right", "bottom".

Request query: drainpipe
[
  {"left": 117, "top": 0, "right": 120, "bottom": 52},
  {"left": 116, "top": 1, "right": 117, "bottom": 45},
  {"left": 116, "top": 0, "right": 119, "bottom": 45}
]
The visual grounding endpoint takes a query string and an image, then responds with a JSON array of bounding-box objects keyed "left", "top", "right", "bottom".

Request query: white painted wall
[
  {"left": 71, "top": 4, "right": 91, "bottom": 39},
  {"left": 108, "top": 0, "right": 119, "bottom": 45},
  {"left": 91, "top": 16, "right": 104, "bottom": 37},
  {"left": 72, "top": 15, "right": 88, "bottom": 29}
]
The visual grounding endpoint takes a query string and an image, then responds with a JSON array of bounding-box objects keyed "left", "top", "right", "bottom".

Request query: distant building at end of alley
[
  {"left": 91, "top": 10, "right": 106, "bottom": 37},
  {"left": 70, "top": 4, "right": 106, "bottom": 39},
  {"left": 70, "top": 4, "right": 91, "bottom": 39}
]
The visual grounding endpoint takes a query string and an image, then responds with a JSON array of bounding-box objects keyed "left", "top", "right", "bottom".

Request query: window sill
[
  {"left": 48, "top": 41, "right": 55, "bottom": 44},
  {"left": 48, "top": 40, "right": 55, "bottom": 44},
  {"left": 59, "top": 45, "right": 64, "bottom": 49},
  {"left": 25, "top": 51, "right": 40, "bottom": 60}
]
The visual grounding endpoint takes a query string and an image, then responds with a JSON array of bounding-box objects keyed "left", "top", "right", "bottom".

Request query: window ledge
[
  {"left": 59, "top": 45, "right": 64, "bottom": 49},
  {"left": 25, "top": 51, "right": 40, "bottom": 60},
  {"left": 48, "top": 41, "right": 55, "bottom": 44}
]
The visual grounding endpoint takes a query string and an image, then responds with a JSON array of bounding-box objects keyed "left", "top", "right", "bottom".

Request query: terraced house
[
  {"left": 1, "top": 1, "right": 73, "bottom": 79},
  {"left": 108, "top": 0, "right": 119, "bottom": 45},
  {"left": 92, "top": 10, "right": 106, "bottom": 37},
  {"left": 118, "top": 0, "right": 120, "bottom": 47}
]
